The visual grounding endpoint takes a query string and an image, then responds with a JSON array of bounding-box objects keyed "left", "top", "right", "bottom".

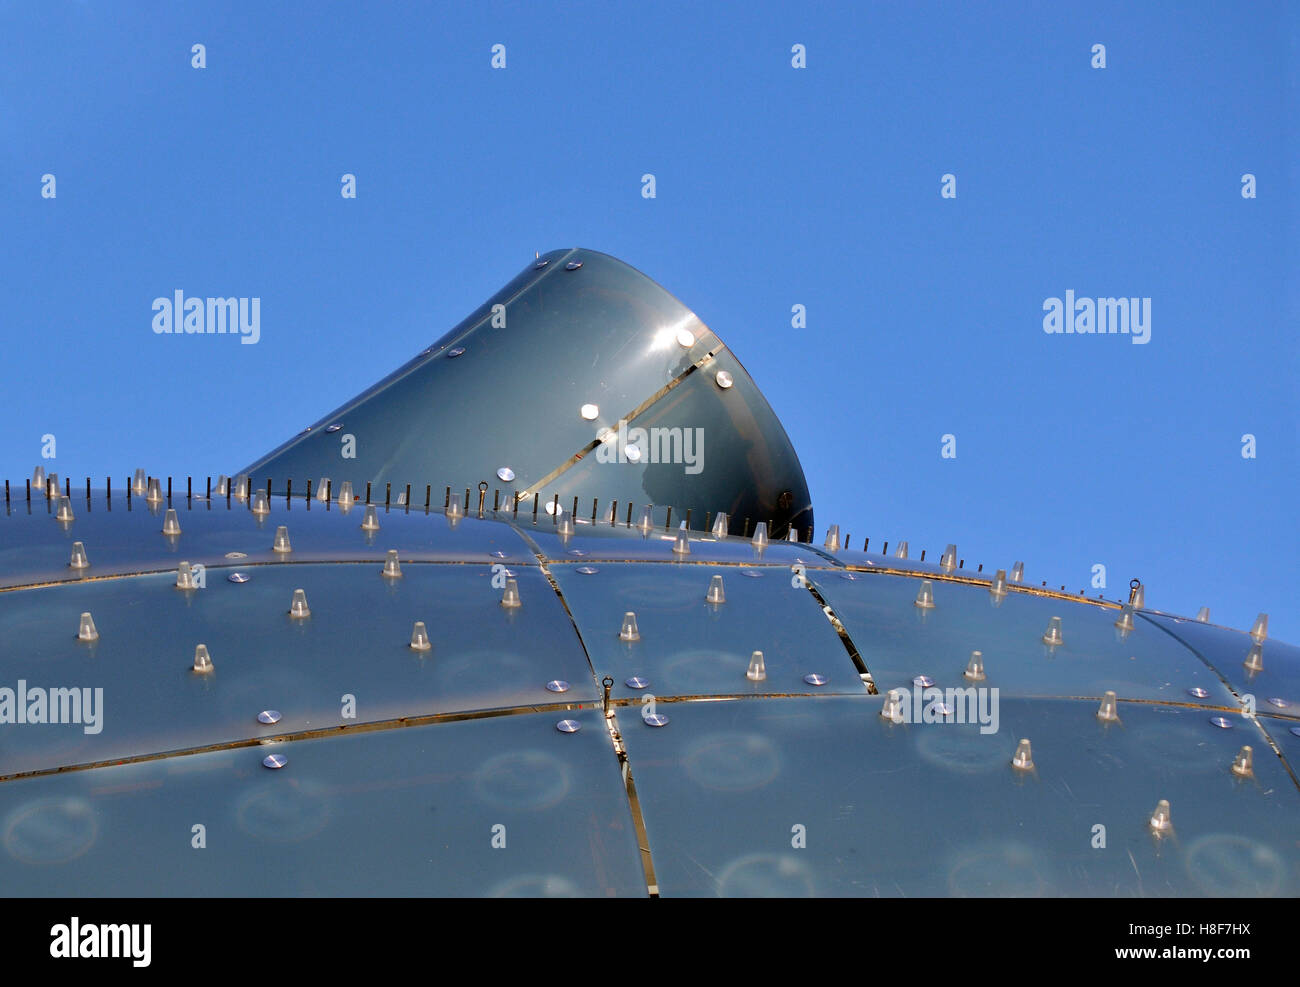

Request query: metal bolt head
[
  {"left": 803, "top": 673, "right": 828, "bottom": 687},
  {"left": 1266, "top": 697, "right": 1289, "bottom": 709},
  {"left": 580, "top": 404, "right": 599, "bottom": 421},
  {"left": 675, "top": 327, "right": 694, "bottom": 347},
  {"left": 447, "top": 347, "right": 465, "bottom": 358},
  {"left": 555, "top": 719, "right": 581, "bottom": 733},
  {"left": 625, "top": 676, "right": 650, "bottom": 690},
  {"left": 642, "top": 712, "right": 670, "bottom": 727},
  {"left": 1187, "top": 687, "right": 1209, "bottom": 699},
  {"left": 715, "top": 370, "right": 734, "bottom": 389},
  {"left": 324, "top": 423, "right": 344, "bottom": 433},
  {"left": 258, "top": 710, "right": 281, "bottom": 725},
  {"left": 262, "top": 754, "right": 287, "bottom": 769},
  {"left": 576, "top": 566, "right": 598, "bottom": 575},
  {"left": 545, "top": 680, "right": 570, "bottom": 693},
  {"left": 496, "top": 467, "right": 515, "bottom": 482},
  {"left": 1209, "top": 716, "right": 1233, "bottom": 729},
  {"left": 228, "top": 572, "right": 250, "bottom": 584},
  {"left": 913, "top": 675, "right": 934, "bottom": 688},
  {"left": 565, "top": 261, "right": 582, "bottom": 271}
]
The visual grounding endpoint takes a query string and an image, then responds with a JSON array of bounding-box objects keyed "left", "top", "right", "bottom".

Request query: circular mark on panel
[
  {"left": 5, "top": 798, "right": 97, "bottom": 865},
  {"left": 236, "top": 780, "right": 333, "bottom": 843},
  {"left": 682, "top": 732, "right": 781, "bottom": 792},
  {"left": 490, "top": 874, "right": 581, "bottom": 897},
  {"left": 717, "top": 854, "right": 816, "bottom": 897},
  {"left": 1186, "top": 834, "right": 1285, "bottom": 897},
  {"left": 475, "top": 751, "right": 571, "bottom": 810},
  {"left": 948, "top": 842, "right": 1050, "bottom": 897},
  {"left": 915, "top": 725, "right": 1008, "bottom": 775}
]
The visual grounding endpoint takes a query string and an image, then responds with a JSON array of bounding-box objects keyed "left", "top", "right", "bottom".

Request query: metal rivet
[
  {"left": 625, "top": 676, "right": 650, "bottom": 689},
  {"left": 192, "top": 644, "right": 213, "bottom": 673},
  {"left": 913, "top": 675, "right": 934, "bottom": 688},
  {"left": 1011, "top": 738, "right": 1034, "bottom": 770},
  {"left": 545, "top": 680, "right": 570, "bottom": 693},
  {"left": 258, "top": 710, "right": 281, "bottom": 725},
  {"left": 228, "top": 572, "right": 250, "bottom": 583},
  {"left": 262, "top": 754, "right": 287, "bottom": 769},
  {"left": 803, "top": 673, "right": 828, "bottom": 687},
  {"left": 1187, "top": 687, "right": 1209, "bottom": 698},
  {"left": 447, "top": 347, "right": 465, "bottom": 358},
  {"left": 556, "top": 719, "right": 581, "bottom": 733},
  {"left": 565, "top": 261, "right": 582, "bottom": 271},
  {"left": 580, "top": 404, "right": 599, "bottom": 421},
  {"left": 496, "top": 467, "right": 515, "bottom": 483},
  {"left": 715, "top": 370, "right": 734, "bottom": 389},
  {"left": 325, "top": 423, "right": 344, "bottom": 433},
  {"left": 77, "top": 612, "right": 99, "bottom": 642},
  {"left": 576, "top": 566, "right": 598, "bottom": 575},
  {"left": 1149, "top": 799, "right": 1172, "bottom": 832},
  {"left": 643, "top": 712, "right": 670, "bottom": 727},
  {"left": 1209, "top": 716, "right": 1233, "bottom": 729},
  {"left": 625, "top": 445, "right": 642, "bottom": 463},
  {"left": 675, "top": 327, "right": 694, "bottom": 347}
]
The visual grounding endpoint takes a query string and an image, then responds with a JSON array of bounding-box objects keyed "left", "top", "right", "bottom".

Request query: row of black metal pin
[{"left": 3, "top": 474, "right": 1109, "bottom": 598}]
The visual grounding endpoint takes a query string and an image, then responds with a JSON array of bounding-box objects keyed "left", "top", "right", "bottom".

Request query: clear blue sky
[{"left": 1, "top": 1, "right": 1295, "bottom": 639}]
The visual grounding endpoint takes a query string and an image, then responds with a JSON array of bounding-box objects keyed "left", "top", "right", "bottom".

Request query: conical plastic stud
[
  {"left": 54, "top": 497, "right": 74, "bottom": 522},
  {"left": 289, "top": 588, "right": 311, "bottom": 618},
  {"left": 192, "top": 644, "right": 213, "bottom": 674},
  {"left": 146, "top": 477, "right": 163, "bottom": 504},
  {"left": 360, "top": 504, "right": 380, "bottom": 531},
  {"left": 250, "top": 490, "right": 270, "bottom": 516},
  {"left": 32, "top": 466, "right": 46, "bottom": 494},
  {"left": 824, "top": 525, "right": 840, "bottom": 552},
  {"left": 706, "top": 574, "right": 726, "bottom": 605},
  {"left": 272, "top": 525, "right": 291, "bottom": 553},
  {"left": 215, "top": 475, "right": 230, "bottom": 497},
  {"left": 446, "top": 492, "right": 462, "bottom": 519},
  {"left": 132, "top": 468, "right": 148, "bottom": 496},
  {"left": 1250, "top": 613, "right": 1269, "bottom": 643},
  {"left": 46, "top": 473, "right": 59, "bottom": 497},
  {"left": 1195, "top": 606, "right": 1210, "bottom": 622},
  {"left": 501, "top": 578, "right": 521, "bottom": 609},
  {"left": 711, "top": 512, "right": 729, "bottom": 538},
  {"left": 786, "top": 525, "right": 799, "bottom": 542},
  {"left": 409, "top": 621, "right": 432, "bottom": 651},
  {"left": 620, "top": 611, "right": 640, "bottom": 642},
  {"left": 672, "top": 522, "right": 690, "bottom": 555},
  {"left": 176, "top": 560, "right": 197, "bottom": 589},
  {"left": 315, "top": 478, "right": 330, "bottom": 502},
  {"left": 1231, "top": 745, "right": 1254, "bottom": 778},
  {"left": 1010, "top": 561, "right": 1024, "bottom": 583},
  {"left": 894, "top": 541, "right": 909, "bottom": 559},
  {"left": 964, "top": 650, "right": 985, "bottom": 681},
  {"left": 77, "top": 612, "right": 99, "bottom": 642},
  {"left": 914, "top": 580, "right": 936, "bottom": 609},
  {"left": 162, "top": 508, "right": 182, "bottom": 536},
  {"left": 382, "top": 549, "right": 402, "bottom": 578},
  {"left": 1042, "top": 616, "right": 1064, "bottom": 647},
  {"left": 940, "top": 544, "right": 957, "bottom": 571},
  {"left": 69, "top": 541, "right": 89, "bottom": 570},
  {"left": 233, "top": 475, "right": 250, "bottom": 501},
  {"left": 557, "top": 511, "right": 575, "bottom": 538},
  {"left": 751, "top": 522, "right": 769, "bottom": 550},
  {"left": 637, "top": 505, "right": 654, "bottom": 533},
  {"left": 746, "top": 650, "right": 766, "bottom": 681},
  {"left": 1114, "top": 605, "right": 1135, "bottom": 633},
  {"left": 337, "top": 481, "right": 355, "bottom": 509},
  {"left": 989, "top": 569, "right": 1008, "bottom": 596},
  {"left": 1097, "top": 690, "right": 1120, "bottom": 723},
  {"left": 1149, "top": 799, "right": 1172, "bottom": 833},
  {"left": 1011, "top": 738, "right": 1034, "bottom": 770},
  {"left": 1244, "top": 643, "right": 1263, "bottom": 673},
  {"left": 881, "top": 689, "right": 904, "bottom": 722}
]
